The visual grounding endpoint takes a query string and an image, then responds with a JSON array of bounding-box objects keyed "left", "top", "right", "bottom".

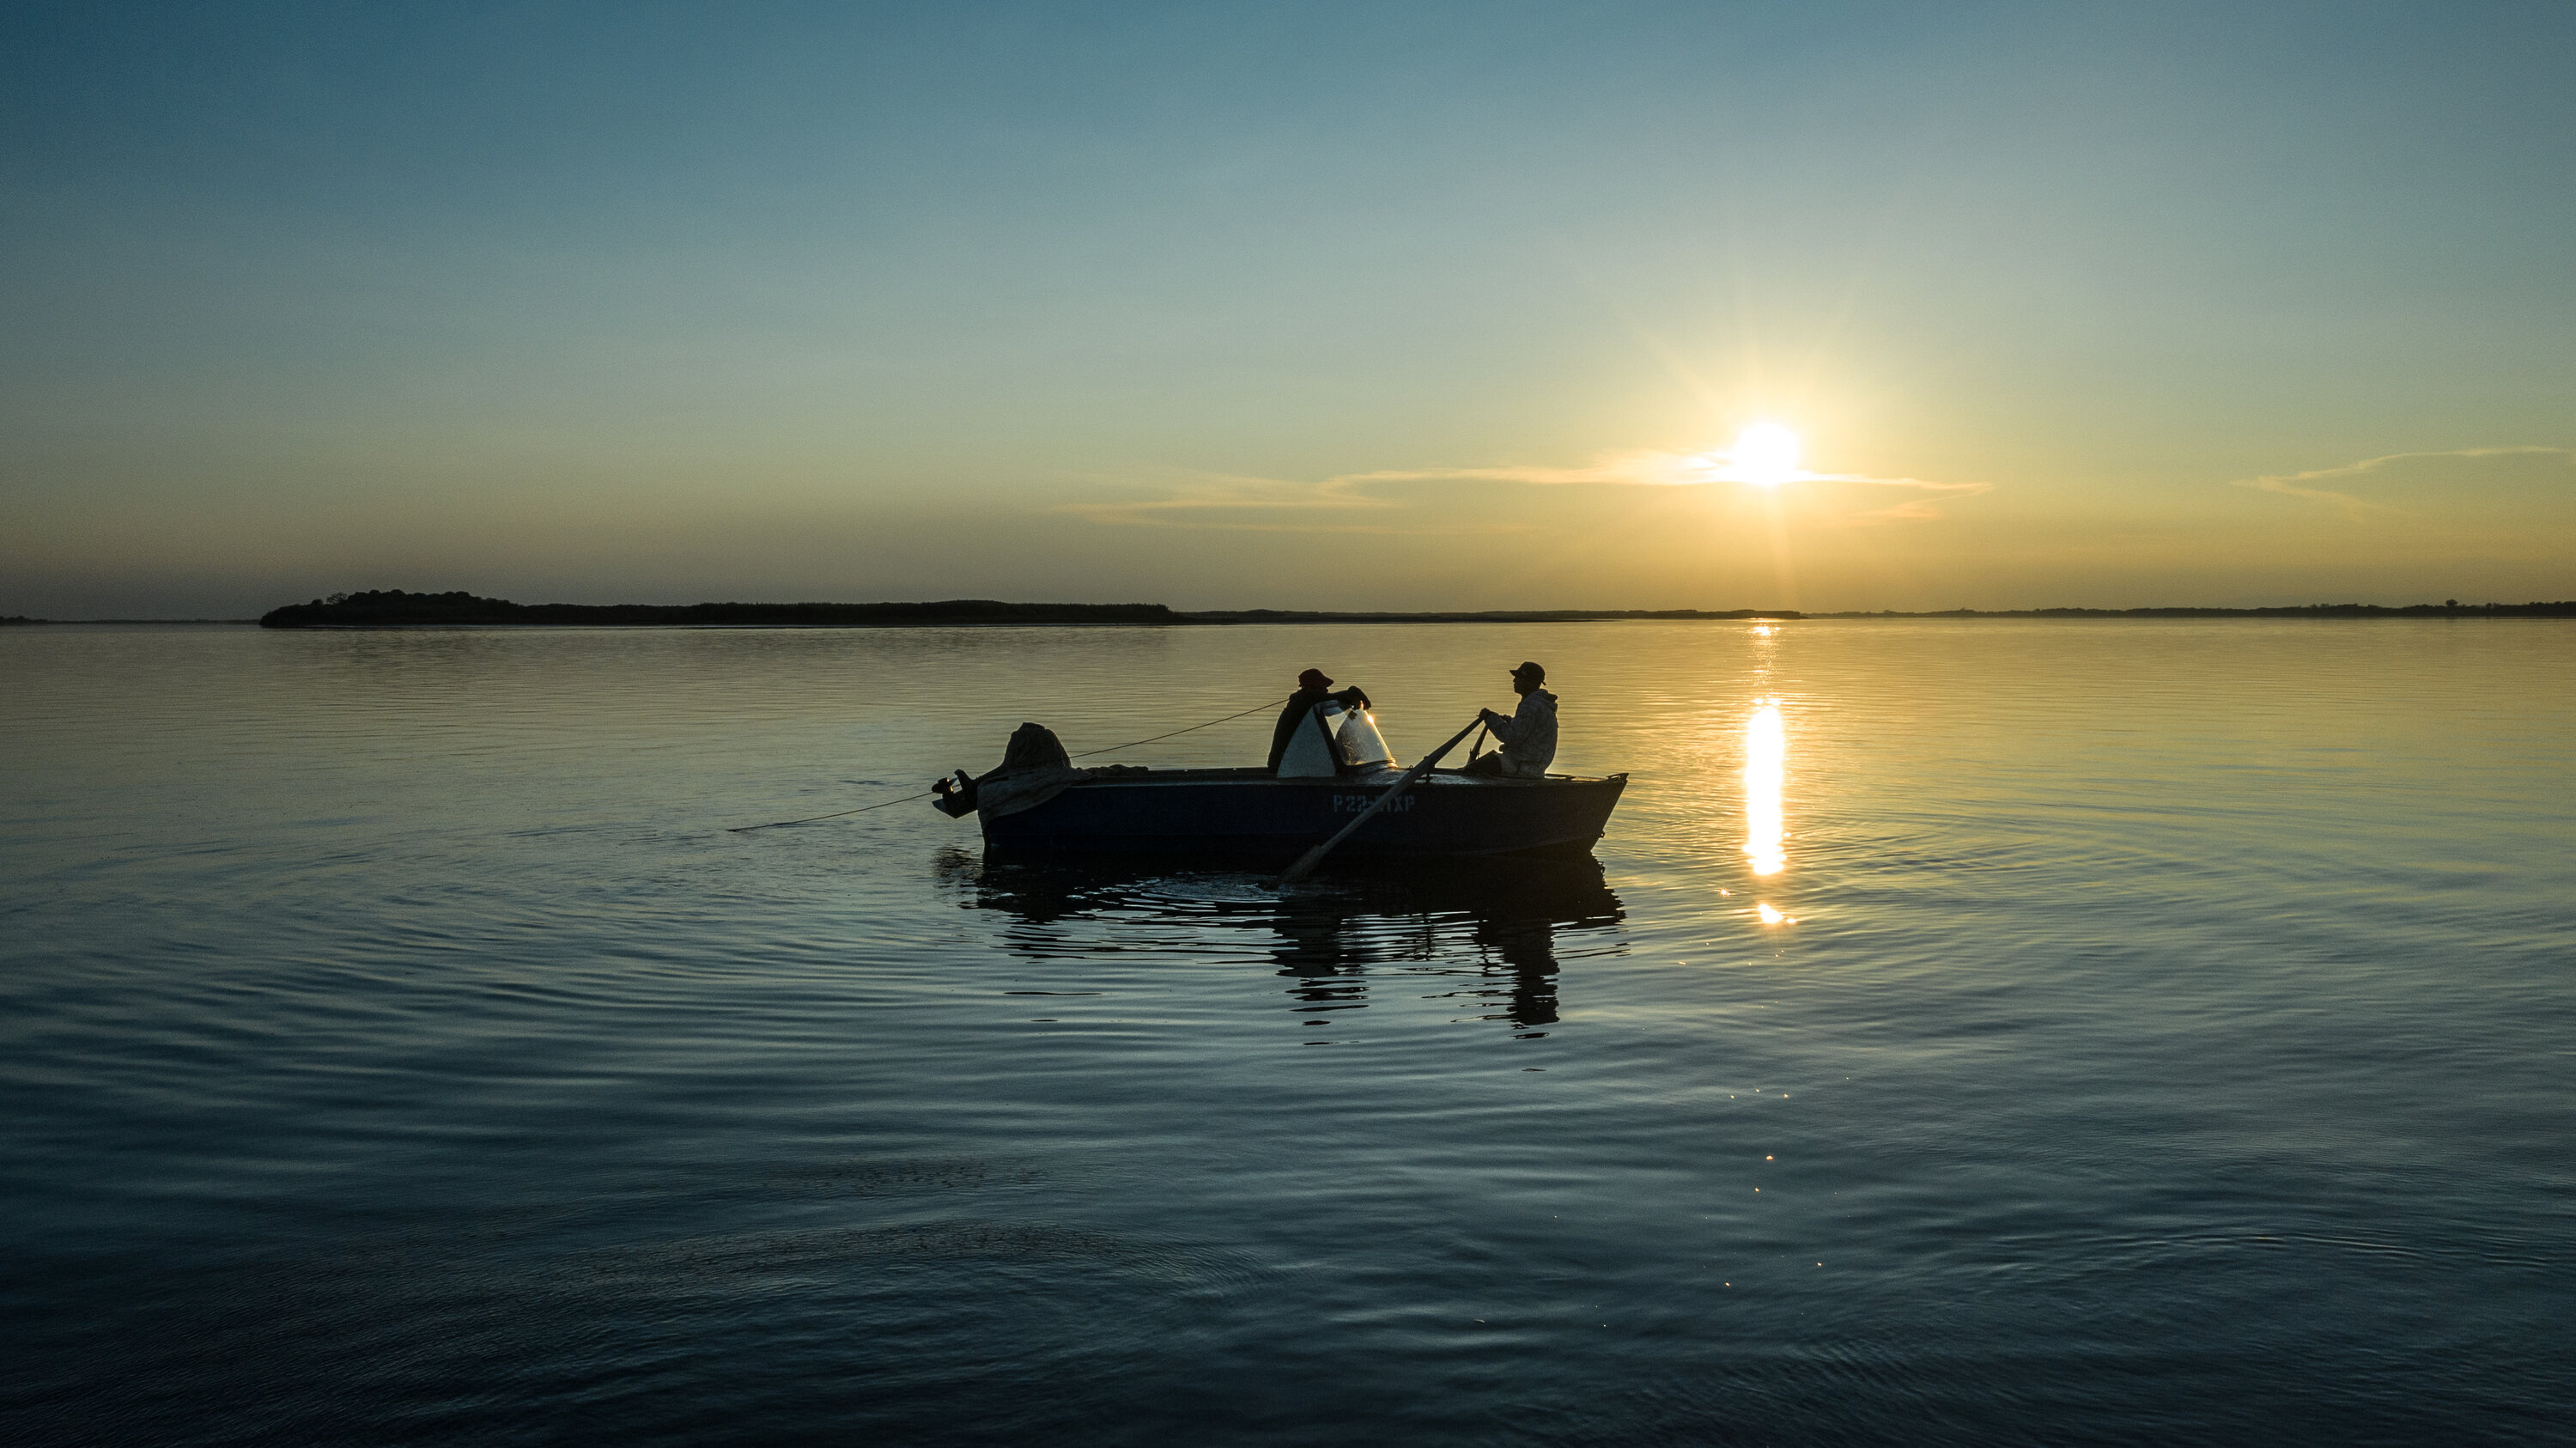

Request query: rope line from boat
[
  {"left": 725, "top": 696, "right": 1290, "bottom": 832},
  {"left": 725, "top": 791, "right": 940, "bottom": 831},
  {"left": 1063, "top": 697, "right": 1286, "bottom": 759}
]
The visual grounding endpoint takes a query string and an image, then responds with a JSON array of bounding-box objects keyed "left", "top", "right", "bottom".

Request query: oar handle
[{"left": 1281, "top": 715, "right": 1485, "bottom": 884}]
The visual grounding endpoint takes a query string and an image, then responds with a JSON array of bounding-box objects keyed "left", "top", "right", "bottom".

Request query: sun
[{"left": 1727, "top": 423, "right": 1801, "bottom": 488}]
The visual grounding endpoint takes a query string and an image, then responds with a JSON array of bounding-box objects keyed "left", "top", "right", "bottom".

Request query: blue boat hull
[{"left": 978, "top": 769, "right": 1627, "bottom": 861}]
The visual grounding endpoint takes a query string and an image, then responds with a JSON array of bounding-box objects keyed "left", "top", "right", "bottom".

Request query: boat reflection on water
[{"left": 940, "top": 851, "right": 1624, "bottom": 1039}]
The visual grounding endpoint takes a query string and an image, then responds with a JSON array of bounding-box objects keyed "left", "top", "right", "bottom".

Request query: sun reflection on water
[{"left": 1745, "top": 697, "right": 1786, "bottom": 878}]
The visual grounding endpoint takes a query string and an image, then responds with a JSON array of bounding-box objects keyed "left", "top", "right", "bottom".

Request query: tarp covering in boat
[{"left": 977, "top": 764, "right": 1088, "bottom": 819}]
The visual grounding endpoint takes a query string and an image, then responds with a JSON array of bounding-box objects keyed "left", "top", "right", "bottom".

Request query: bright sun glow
[{"left": 1729, "top": 423, "right": 1801, "bottom": 487}]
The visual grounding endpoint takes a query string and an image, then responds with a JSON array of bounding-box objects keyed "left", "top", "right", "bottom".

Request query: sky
[{"left": 3, "top": 1, "right": 2571, "bottom": 617}]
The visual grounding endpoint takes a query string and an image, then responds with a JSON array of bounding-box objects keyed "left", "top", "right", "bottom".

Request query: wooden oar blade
[{"left": 1279, "top": 840, "right": 1336, "bottom": 884}]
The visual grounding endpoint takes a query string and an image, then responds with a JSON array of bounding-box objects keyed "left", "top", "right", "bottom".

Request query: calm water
[{"left": 6, "top": 620, "right": 2573, "bottom": 1446}]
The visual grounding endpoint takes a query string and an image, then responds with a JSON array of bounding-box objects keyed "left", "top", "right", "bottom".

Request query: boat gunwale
[{"left": 1057, "top": 768, "right": 1628, "bottom": 788}]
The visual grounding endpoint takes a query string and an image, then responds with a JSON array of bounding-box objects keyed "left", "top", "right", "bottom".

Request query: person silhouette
[
  {"left": 1267, "top": 668, "right": 1372, "bottom": 773},
  {"left": 1464, "top": 661, "right": 1557, "bottom": 777}
]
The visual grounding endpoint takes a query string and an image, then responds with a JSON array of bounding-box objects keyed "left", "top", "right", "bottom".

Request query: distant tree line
[
  {"left": 1819, "top": 602, "right": 2576, "bottom": 618},
  {"left": 1180, "top": 607, "right": 1800, "bottom": 623},
  {"left": 258, "top": 590, "right": 1178, "bottom": 628},
  {"left": 254, "top": 589, "right": 2575, "bottom": 628}
]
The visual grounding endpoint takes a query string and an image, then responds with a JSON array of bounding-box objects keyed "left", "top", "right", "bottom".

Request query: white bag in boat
[{"left": 1277, "top": 701, "right": 1397, "bottom": 778}]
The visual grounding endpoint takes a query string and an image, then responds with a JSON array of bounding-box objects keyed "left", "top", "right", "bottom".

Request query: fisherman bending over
[
  {"left": 1268, "top": 667, "right": 1372, "bottom": 773},
  {"left": 1465, "top": 660, "right": 1557, "bottom": 777}
]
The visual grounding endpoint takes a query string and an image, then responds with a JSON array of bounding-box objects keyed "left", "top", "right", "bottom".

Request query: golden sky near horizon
[{"left": 3, "top": 4, "right": 2571, "bottom": 616}]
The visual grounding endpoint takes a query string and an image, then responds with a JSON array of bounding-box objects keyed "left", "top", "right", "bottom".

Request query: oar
[{"left": 1282, "top": 716, "right": 1485, "bottom": 884}]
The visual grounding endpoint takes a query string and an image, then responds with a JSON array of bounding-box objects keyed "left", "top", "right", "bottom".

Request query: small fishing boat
[{"left": 932, "top": 699, "right": 1626, "bottom": 861}]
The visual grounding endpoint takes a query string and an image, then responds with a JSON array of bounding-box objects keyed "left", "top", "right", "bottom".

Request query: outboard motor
[
  {"left": 995, "top": 722, "right": 1071, "bottom": 773},
  {"left": 932, "top": 771, "right": 980, "bottom": 817},
  {"left": 933, "top": 722, "right": 1072, "bottom": 816}
]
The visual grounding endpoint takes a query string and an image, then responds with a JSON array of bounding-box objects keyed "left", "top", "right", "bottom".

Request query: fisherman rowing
[{"left": 1465, "top": 660, "right": 1557, "bottom": 778}]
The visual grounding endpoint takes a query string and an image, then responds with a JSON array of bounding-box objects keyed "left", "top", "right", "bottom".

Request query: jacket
[{"left": 1481, "top": 689, "right": 1558, "bottom": 777}]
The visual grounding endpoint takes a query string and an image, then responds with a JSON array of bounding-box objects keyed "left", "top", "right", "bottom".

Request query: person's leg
[{"left": 1461, "top": 752, "right": 1507, "bottom": 776}]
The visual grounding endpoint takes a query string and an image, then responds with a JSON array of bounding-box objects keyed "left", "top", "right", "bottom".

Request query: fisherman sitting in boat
[
  {"left": 1267, "top": 668, "right": 1373, "bottom": 773},
  {"left": 1465, "top": 660, "right": 1557, "bottom": 778}
]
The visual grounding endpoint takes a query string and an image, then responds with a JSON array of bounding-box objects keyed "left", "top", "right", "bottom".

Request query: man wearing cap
[
  {"left": 1465, "top": 661, "right": 1558, "bottom": 778},
  {"left": 1267, "top": 668, "right": 1373, "bottom": 773}
]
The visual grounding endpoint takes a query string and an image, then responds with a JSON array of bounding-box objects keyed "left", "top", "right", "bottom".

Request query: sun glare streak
[{"left": 1745, "top": 697, "right": 1786, "bottom": 877}]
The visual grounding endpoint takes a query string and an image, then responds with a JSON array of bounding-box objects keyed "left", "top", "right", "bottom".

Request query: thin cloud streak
[
  {"left": 1059, "top": 472, "right": 1533, "bottom": 534},
  {"left": 2233, "top": 446, "right": 2574, "bottom": 517},
  {"left": 1067, "top": 451, "right": 1994, "bottom": 533}
]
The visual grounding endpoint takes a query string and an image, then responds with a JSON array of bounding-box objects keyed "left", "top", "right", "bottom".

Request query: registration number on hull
[{"left": 1330, "top": 794, "right": 1417, "bottom": 813}]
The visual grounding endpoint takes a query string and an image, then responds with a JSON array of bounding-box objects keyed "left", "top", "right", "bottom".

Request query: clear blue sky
[{"left": 4, "top": 1, "right": 2570, "bottom": 615}]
